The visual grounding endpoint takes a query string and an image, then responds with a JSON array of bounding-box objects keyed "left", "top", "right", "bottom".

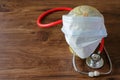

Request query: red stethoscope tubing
[
  {"left": 37, "top": 7, "right": 104, "bottom": 54},
  {"left": 99, "top": 38, "right": 104, "bottom": 53},
  {"left": 37, "top": 7, "right": 72, "bottom": 28}
]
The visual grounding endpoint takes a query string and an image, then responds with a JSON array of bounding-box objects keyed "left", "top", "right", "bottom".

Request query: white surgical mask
[{"left": 61, "top": 15, "right": 107, "bottom": 59}]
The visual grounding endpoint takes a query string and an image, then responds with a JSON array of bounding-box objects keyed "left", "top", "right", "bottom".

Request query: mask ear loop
[{"left": 37, "top": 7, "right": 72, "bottom": 28}]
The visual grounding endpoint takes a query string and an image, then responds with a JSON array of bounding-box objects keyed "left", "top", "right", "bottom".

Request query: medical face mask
[{"left": 61, "top": 15, "right": 107, "bottom": 59}]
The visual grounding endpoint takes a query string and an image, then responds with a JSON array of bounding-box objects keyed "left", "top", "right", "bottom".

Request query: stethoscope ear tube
[{"left": 72, "top": 46, "right": 112, "bottom": 77}]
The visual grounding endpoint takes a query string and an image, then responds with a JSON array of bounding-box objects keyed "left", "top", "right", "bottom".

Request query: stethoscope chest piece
[
  {"left": 86, "top": 53, "right": 104, "bottom": 69},
  {"left": 72, "top": 47, "right": 112, "bottom": 77}
]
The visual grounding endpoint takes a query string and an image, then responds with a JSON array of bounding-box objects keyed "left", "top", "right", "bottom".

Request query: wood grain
[{"left": 0, "top": 0, "right": 120, "bottom": 80}]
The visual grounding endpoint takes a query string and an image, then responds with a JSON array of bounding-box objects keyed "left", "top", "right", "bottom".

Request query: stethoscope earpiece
[{"left": 88, "top": 71, "right": 100, "bottom": 77}]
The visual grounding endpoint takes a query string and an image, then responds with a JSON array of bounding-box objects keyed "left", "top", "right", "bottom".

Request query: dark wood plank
[{"left": 0, "top": 0, "right": 120, "bottom": 80}]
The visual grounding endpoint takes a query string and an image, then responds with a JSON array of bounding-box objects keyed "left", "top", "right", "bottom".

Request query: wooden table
[{"left": 0, "top": 0, "right": 120, "bottom": 80}]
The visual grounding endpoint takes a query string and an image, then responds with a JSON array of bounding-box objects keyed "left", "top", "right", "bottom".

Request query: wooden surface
[{"left": 0, "top": 0, "right": 120, "bottom": 80}]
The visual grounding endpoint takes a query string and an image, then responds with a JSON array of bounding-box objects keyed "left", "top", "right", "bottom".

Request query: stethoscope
[{"left": 37, "top": 7, "right": 112, "bottom": 77}]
